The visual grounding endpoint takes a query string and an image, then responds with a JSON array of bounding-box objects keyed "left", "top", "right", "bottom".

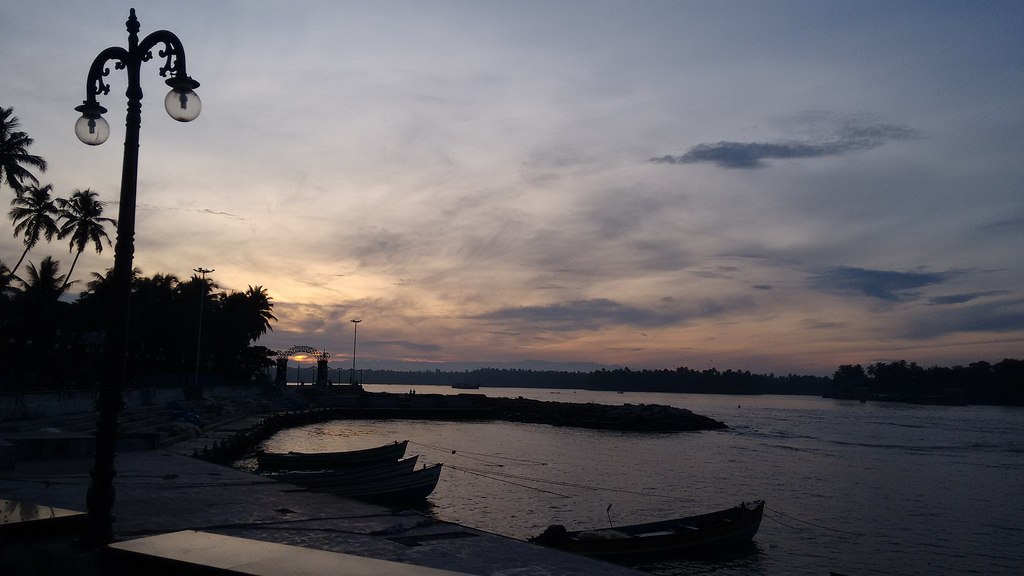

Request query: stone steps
[
  {"left": 0, "top": 403, "right": 239, "bottom": 467},
  {"left": 0, "top": 406, "right": 179, "bottom": 435}
]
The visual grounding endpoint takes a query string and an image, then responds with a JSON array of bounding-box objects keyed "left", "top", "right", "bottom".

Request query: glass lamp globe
[
  {"left": 74, "top": 102, "right": 110, "bottom": 145},
  {"left": 164, "top": 76, "right": 202, "bottom": 122}
]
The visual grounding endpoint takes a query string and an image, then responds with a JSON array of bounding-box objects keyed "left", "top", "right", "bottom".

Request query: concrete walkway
[{"left": 1, "top": 417, "right": 642, "bottom": 576}]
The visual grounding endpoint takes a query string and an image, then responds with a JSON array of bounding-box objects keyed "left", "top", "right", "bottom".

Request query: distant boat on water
[{"left": 452, "top": 382, "right": 481, "bottom": 390}]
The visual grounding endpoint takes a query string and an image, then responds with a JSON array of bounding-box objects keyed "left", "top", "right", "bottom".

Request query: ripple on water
[{"left": 249, "top": 389, "right": 1024, "bottom": 576}]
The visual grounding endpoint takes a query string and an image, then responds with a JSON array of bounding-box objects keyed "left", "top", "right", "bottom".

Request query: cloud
[
  {"left": 810, "top": 266, "right": 953, "bottom": 302},
  {"left": 651, "top": 119, "right": 919, "bottom": 169},
  {"left": 929, "top": 291, "right": 1005, "bottom": 305},
  {"left": 471, "top": 295, "right": 757, "bottom": 333},
  {"left": 903, "top": 297, "right": 1024, "bottom": 338},
  {"left": 133, "top": 203, "right": 250, "bottom": 221},
  {"left": 370, "top": 338, "right": 442, "bottom": 352},
  {"left": 198, "top": 208, "right": 249, "bottom": 221},
  {"left": 472, "top": 298, "right": 684, "bottom": 331},
  {"left": 972, "top": 210, "right": 1024, "bottom": 241}
]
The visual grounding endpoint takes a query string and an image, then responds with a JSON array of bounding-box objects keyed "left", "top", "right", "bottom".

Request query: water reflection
[
  {"left": 258, "top": 387, "right": 1024, "bottom": 575},
  {"left": 638, "top": 541, "right": 763, "bottom": 575}
]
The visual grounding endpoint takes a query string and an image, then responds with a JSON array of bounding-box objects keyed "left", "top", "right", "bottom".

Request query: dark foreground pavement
[{"left": 1, "top": 442, "right": 642, "bottom": 576}]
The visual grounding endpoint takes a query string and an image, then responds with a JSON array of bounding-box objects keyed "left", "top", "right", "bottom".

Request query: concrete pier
[
  {"left": 2, "top": 447, "right": 646, "bottom": 575},
  {"left": 1, "top": 398, "right": 647, "bottom": 576}
]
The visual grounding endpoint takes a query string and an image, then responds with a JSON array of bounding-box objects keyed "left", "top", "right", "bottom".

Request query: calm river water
[{"left": 258, "top": 386, "right": 1024, "bottom": 575}]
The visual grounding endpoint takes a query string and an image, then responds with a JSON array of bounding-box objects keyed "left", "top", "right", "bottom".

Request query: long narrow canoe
[
  {"left": 257, "top": 440, "right": 408, "bottom": 471},
  {"left": 311, "top": 464, "right": 443, "bottom": 503},
  {"left": 531, "top": 500, "right": 764, "bottom": 562},
  {"left": 265, "top": 456, "right": 420, "bottom": 487}
]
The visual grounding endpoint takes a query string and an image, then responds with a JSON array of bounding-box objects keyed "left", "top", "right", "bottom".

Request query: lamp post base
[{"left": 84, "top": 386, "right": 124, "bottom": 545}]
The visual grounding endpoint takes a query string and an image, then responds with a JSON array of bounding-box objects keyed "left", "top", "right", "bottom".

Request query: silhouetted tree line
[
  {"left": 357, "top": 366, "right": 831, "bottom": 395},
  {"left": 2, "top": 105, "right": 277, "bottom": 393},
  {"left": 830, "top": 359, "right": 1024, "bottom": 405},
  {"left": 0, "top": 269, "right": 277, "bottom": 391},
  {"left": 361, "top": 361, "right": 1023, "bottom": 405}
]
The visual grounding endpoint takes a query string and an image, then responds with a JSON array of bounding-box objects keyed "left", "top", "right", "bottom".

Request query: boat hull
[
  {"left": 257, "top": 440, "right": 408, "bottom": 471},
  {"left": 311, "top": 464, "right": 443, "bottom": 503},
  {"left": 266, "top": 457, "right": 420, "bottom": 488},
  {"left": 532, "top": 500, "right": 764, "bottom": 562}
]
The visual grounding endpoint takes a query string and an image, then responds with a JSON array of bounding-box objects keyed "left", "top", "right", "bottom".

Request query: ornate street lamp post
[{"left": 74, "top": 9, "right": 201, "bottom": 543}]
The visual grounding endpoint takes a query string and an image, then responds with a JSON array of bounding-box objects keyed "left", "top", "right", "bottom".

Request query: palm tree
[
  {"left": 128, "top": 272, "right": 185, "bottom": 374},
  {"left": 0, "top": 259, "right": 18, "bottom": 302},
  {"left": 74, "top": 267, "right": 139, "bottom": 330},
  {"left": 13, "top": 256, "right": 67, "bottom": 389},
  {"left": 241, "top": 285, "right": 277, "bottom": 341},
  {"left": 18, "top": 256, "right": 67, "bottom": 303},
  {"left": 8, "top": 183, "right": 61, "bottom": 277},
  {"left": 0, "top": 259, "right": 17, "bottom": 386},
  {"left": 0, "top": 106, "right": 48, "bottom": 196},
  {"left": 57, "top": 188, "right": 115, "bottom": 291}
]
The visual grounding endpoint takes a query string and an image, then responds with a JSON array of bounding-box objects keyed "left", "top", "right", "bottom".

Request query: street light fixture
[
  {"left": 192, "top": 267, "right": 214, "bottom": 399},
  {"left": 75, "top": 9, "right": 200, "bottom": 544},
  {"left": 73, "top": 102, "right": 109, "bottom": 146},
  {"left": 350, "top": 319, "right": 362, "bottom": 384}
]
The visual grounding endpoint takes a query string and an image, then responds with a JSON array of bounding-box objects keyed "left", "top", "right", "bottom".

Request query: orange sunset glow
[{"left": 3, "top": 2, "right": 1022, "bottom": 376}]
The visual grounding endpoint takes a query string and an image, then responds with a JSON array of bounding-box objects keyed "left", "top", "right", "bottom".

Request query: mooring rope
[
  {"left": 765, "top": 506, "right": 864, "bottom": 536},
  {"left": 408, "top": 440, "right": 548, "bottom": 466},
  {"left": 428, "top": 450, "right": 506, "bottom": 467},
  {"left": 447, "top": 465, "right": 862, "bottom": 538},
  {"left": 763, "top": 509, "right": 803, "bottom": 530},
  {"left": 447, "top": 464, "right": 691, "bottom": 501},
  {"left": 451, "top": 465, "right": 573, "bottom": 498}
]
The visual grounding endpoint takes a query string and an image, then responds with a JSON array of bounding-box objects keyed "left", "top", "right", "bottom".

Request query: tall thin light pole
[
  {"left": 192, "top": 267, "right": 214, "bottom": 398},
  {"left": 75, "top": 9, "right": 201, "bottom": 544},
  {"left": 350, "top": 319, "right": 361, "bottom": 384}
]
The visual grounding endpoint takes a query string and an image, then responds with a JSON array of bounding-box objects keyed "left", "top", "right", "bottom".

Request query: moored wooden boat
[
  {"left": 311, "top": 463, "right": 443, "bottom": 503},
  {"left": 265, "top": 456, "right": 420, "bottom": 488},
  {"left": 257, "top": 440, "right": 408, "bottom": 471},
  {"left": 530, "top": 500, "right": 764, "bottom": 562}
]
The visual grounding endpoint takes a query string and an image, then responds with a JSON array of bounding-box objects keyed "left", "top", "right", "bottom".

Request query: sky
[{"left": 2, "top": 1, "right": 1023, "bottom": 376}]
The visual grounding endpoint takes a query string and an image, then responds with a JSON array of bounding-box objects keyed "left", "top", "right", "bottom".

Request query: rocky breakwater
[{"left": 484, "top": 396, "right": 727, "bottom": 432}]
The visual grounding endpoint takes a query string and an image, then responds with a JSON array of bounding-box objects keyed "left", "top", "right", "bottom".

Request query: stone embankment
[
  {"left": 296, "top": 390, "right": 727, "bottom": 431},
  {"left": 483, "top": 396, "right": 727, "bottom": 432},
  {"left": 186, "top": 391, "right": 727, "bottom": 464},
  {"left": 0, "top": 387, "right": 727, "bottom": 467}
]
